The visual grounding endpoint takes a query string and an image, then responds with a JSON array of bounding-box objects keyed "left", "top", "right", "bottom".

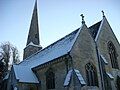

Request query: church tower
[{"left": 23, "top": 0, "right": 42, "bottom": 60}]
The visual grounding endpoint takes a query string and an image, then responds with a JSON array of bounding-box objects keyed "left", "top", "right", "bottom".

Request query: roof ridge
[
  {"left": 20, "top": 28, "right": 80, "bottom": 64},
  {"left": 89, "top": 21, "right": 102, "bottom": 28},
  {"left": 89, "top": 20, "right": 102, "bottom": 39}
]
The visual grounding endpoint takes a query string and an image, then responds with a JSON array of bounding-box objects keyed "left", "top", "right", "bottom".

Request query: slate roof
[
  {"left": 89, "top": 21, "right": 101, "bottom": 39},
  {"left": 106, "top": 72, "right": 114, "bottom": 79},
  {"left": 64, "top": 69, "right": 86, "bottom": 86},
  {"left": 74, "top": 69, "right": 86, "bottom": 85},
  {"left": 64, "top": 69, "right": 72, "bottom": 86},
  {"left": 19, "top": 27, "right": 81, "bottom": 68},
  {"left": 13, "top": 65, "right": 39, "bottom": 83},
  {"left": 3, "top": 72, "right": 9, "bottom": 80},
  {"left": 12, "top": 25, "right": 83, "bottom": 83},
  {"left": 13, "top": 18, "right": 104, "bottom": 83},
  {"left": 100, "top": 55, "right": 108, "bottom": 64}
]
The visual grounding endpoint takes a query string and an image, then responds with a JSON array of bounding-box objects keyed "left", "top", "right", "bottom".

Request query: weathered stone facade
[
  {"left": 6, "top": 1, "right": 120, "bottom": 90},
  {"left": 23, "top": 45, "right": 42, "bottom": 60},
  {"left": 70, "top": 24, "right": 101, "bottom": 90},
  {"left": 35, "top": 56, "right": 68, "bottom": 90},
  {"left": 96, "top": 17, "right": 120, "bottom": 90}
]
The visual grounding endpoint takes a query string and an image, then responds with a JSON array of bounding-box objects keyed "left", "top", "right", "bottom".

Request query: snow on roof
[
  {"left": 89, "top": 21, "right": 101, "bottom": 39},
  {"left": 64, "top": 69, "right": 73, "bottom": 86},
  {"left": 74, "top": 69, "right": 86, "bottom": 85},
  {"left": 3, "top": 73, "right": 9, "bottom": 80},
  {"left": 26, "top": 42, "right": 42, "bottom": 48},
  {"left": 20, "top": 25, "right": 83, "bottom": 68},
  {"left": 14, "top": 24, "right": 84, "bottom": 83},
  {"left": 106, "top": 72, "right": 114, "bottom": 79},
  {"left": 13, "top": 65, "right": 39, "bottom": 83},
  {"left": 64, "top": 69, "right": 86, "bottom": 86},
  {"left": 100, "top": 55, "right": 108, "bottom": 64},
  {"left": 95, "top": 17, "right": 105, "bottom": 41}
]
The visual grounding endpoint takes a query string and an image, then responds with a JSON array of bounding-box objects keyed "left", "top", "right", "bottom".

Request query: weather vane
[
  {"left": 101, "top": 10, "right": 105, "bottom": 17},
  {"left": 80, "top": 14, "right": 85, "bottom": 24}
]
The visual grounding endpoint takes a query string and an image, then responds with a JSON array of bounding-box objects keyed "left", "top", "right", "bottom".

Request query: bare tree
[
  {"left": 0, "top": 42, "right": 20, "bottom": 89},
  {"left": 0, "top": 42, "right": 20, "bottom": 71},
  {"left": 0, "top": 42, "right": 11, "bottom": 72},
  {"left": 11, "top": 46, "right": 20, "bottom": 64}
]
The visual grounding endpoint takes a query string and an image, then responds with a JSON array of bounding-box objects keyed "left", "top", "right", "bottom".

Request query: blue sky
[{"left": 0, "top": 0, "right": 120, "bottom": 60}]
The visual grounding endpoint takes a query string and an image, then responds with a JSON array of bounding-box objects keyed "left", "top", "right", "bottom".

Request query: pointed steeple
[
  {"left": 27, "top": 0, "right": 39, "bottom": 45},
  {"left": 23, "top": 0, "right": 42, "bottom": 60}
]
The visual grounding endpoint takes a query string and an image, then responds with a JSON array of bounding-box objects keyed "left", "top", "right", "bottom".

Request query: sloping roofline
[{"left": 20, "top": 28, "right": 80, "bottom": 63}]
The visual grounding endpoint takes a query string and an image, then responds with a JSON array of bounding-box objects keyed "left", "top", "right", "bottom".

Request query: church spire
[
  {"left": 23, "top": 0, "right": 42, "bottom": 60},
  {"left": 27, "top": 0, "right": 39, "bottom": 45}
]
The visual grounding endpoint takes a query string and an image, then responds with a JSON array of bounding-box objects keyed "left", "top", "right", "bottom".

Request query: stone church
[{"left": 6, "top": 0, "right": 120, "bottom": 90}]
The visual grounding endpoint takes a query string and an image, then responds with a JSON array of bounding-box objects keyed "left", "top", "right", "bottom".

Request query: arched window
[
  {"left": 85, "top": 63, "right": 98, "bottom": 86},
  {"left": 46, "top": 69, "right": 55, "bottom": 89},
  {"left": 108, "top": 41, "right": 119, "bottom": 69}
]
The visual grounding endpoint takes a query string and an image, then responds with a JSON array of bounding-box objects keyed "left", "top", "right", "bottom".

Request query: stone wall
[
  {"left": 18, "top": 83, "right": 38, "bottom": 90},
  {"left": 23, "top": 45, "right": 41, "bottom": 59},
  {"left": 70, "top": 24, "right": 101, "bottom": 90},
  {"left": 35, "top": 57, "right": 69, "bottom": 90},
  {"left": 96, "top": 18, "right": 120, "bottom": 90}
]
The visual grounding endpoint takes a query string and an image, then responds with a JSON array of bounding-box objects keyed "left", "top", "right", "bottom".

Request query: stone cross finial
[
  {"left": 80, "top": 14, "right": 85, "bottom": 24},
  {"left": 102, "top": 10, "right": 105, "bottom": 17}
]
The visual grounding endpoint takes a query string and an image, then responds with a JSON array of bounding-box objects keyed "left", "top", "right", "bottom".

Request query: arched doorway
[{"left": 116, "top": 76, "right": 120, "bottom": 90}]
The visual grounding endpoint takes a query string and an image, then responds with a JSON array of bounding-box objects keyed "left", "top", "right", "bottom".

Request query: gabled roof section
[
  {"left": 13, "top": 24, "right": 85, "bottom": 83},
  {"left": 13, "top": 65, "right": 39, "bottom": 83},
  {"left": 64, "top": 69, "right": 86, "bottom": 86},
  {"left": 89, "top": 21, "right": 101, "bottom": 39},
  {"left": 100, "top": 55, "right": 108, "bottom": 65},
  {"left": 64, "top": 69, "right": 72, "bottom": 86},
  {"left": 20, "top": 26, "right": 83, "bottom": 68},
  {"left": 95, "top": 17, "right": 106, "bottom": 41},
  {"left": 13, "top": 23, "right": 85, "bottom": 83},
  {"left": 106, "top": 72, "right": 114, "bottom": 79},
  {"left": 3, "top": 72, "right": 9, "bottom": 80}
]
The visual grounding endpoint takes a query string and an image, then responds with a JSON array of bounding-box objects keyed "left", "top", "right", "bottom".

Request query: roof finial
[
  {"left": 80, "top": 14, "right": 85, "bottom": 24},
  {"left": 101, "top": 10, "right": 105, "bottom": 17}
]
